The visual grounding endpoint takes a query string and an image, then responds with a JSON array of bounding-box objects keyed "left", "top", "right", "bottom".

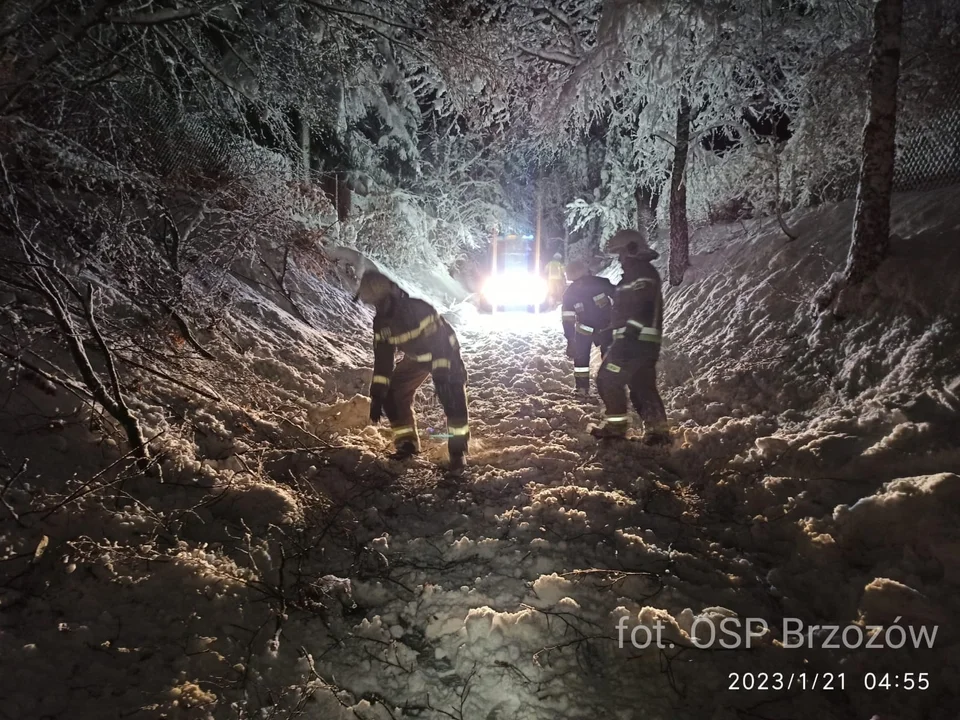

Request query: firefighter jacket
[
  {"left": 610, "top": 256, "right": 663, "bottom": 347},
  {"left": 561, "top": 275, "right": 615, "bottom": 342},
  {"left": 370, "top": 292, "right": 462, "bottom": 394},
  {"left": 545, "top": 260, "right": 565, "bottom": 281}
]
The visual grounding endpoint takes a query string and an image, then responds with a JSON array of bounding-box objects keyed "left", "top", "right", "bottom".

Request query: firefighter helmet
[
  {"left": 553, "top": 252, "right": 563, "bottom": 261},
  {"left": 603, "top": 229, "right": 659, "bottom": 259},
  {"left": 355, "top": 271, "right": 398, "bottom": 305},
  {"left": 565, "top": 259, "right": 588, "bottom": 281}
]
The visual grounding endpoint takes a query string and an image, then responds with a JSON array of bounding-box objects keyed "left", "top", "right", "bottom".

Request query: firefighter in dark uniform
[
  {"left": 591, "top": 230, "right": 671, "bottom": 446},
  {"left": 354, "top": 271, "right": 470, "bottom": 474},
  {"left": 561, "top": 259, "right": 615, "bottom": 396}
]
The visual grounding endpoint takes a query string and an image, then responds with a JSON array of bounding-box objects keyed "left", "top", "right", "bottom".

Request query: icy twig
[
  {"left": 0, "top": 343, "right": 95, "bottom": 404},
  {"left": 160, "top": 302, "right": 216, "bottom": 360},
  {"left": 83, "top": 283, "right": 149, "bottom": 460},
  {"left": 0, "top": 458, "right": 27, "bottom": 523},
  {"left": 115, "top": 353, "right": 222, "bottom": 401},
  {"left": 36, "top": 431, "right": 166, "bottom": 520},
  {"left": 560, "top": 568, "right": 664, "bottom": 601}
]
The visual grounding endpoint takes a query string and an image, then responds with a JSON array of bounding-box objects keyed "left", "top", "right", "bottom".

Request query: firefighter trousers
[
  {"left": 571, "top": 331, "right": 611, "bottom": 391},
  {"left": 596, "top": 340, "right": 667, "bottom": 431},
  {"left": 383, "top": 355, "right": 469, "bottom": 456}
]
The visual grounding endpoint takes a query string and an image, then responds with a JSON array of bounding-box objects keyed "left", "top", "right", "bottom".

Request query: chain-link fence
[
  {"left": 834, "top": 76, "right": 960, "bottom": 199},
  {"left": 37, "top": 88, "right": 293, "bottom": 183},
  {"left": 125, "top": 93, "right": 294, "bottom": 181}
]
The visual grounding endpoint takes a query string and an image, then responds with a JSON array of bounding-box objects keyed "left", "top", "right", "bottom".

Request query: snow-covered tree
[{"left": 844, "top": 0, "right": 904, "bottom": 286}]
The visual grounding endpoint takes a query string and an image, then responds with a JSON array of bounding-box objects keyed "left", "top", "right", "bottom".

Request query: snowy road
[
  {"left": 300, "top": 309, "right": 850, "bottom": 720},
  {"left": 5, "top": 216, "right": 958, "bottom": 720}
]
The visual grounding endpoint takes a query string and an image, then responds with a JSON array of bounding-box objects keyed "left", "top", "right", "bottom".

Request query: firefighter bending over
[
  {"left": 545, "top": 252, "right": 566, "bottom": 307},
  {"left": 561, "top": 259, "right": 615, "bottom": 396},
  {"left": 591, "top": 230, "right": 671, "bottom": 447},
  {"left": 355, "top": 271, "right": 470, "bottom": 474}
]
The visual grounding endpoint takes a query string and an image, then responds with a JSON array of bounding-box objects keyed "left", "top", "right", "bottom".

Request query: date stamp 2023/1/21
[
  {"left": 727, "top": 672, "right": 931, "bottom": 692},
  {"left": 616, "top": 615, "right": 938, "bottom": 694}
]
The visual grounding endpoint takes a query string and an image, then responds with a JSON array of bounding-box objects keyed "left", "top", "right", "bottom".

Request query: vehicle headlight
[{"left": 482, "top": 272, "right": 547, "bottom": 307}]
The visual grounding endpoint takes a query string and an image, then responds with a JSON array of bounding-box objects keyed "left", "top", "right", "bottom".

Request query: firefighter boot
[
  {"left": 641, "top": 429, "right": 672, "bottom": 448},
  {"left": 446, "top": 429, "right": 468, "bottom": 476},
  {"left": 447, "top": 450, "right": 467, "bottom": 477},
  {"left": 388, "top": 440, "right": 420, "bottom": 461},
  {"left": 590, "top": 422, "right": 628, "bottom": 440},
  {"left": 574, "top": 377, "right": 590, "bottom": 397}
]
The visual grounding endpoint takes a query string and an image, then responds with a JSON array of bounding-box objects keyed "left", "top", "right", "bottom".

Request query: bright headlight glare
[{"left": 483, "top": 272, "right": 547, "bottom": 306}]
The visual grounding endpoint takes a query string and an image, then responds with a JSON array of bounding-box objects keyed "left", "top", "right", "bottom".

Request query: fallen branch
[
  {"left": 83, "top": 283, "right": 148, "bottom": 458},
  {"left": 161, "top": 302, "right": 216, "bottom": 360},
  {"left": 0, "top": 343, "right": 94, "bottom": 402},
  {"left": 116, "top": 353, "right": 222, "bottom": 401}
]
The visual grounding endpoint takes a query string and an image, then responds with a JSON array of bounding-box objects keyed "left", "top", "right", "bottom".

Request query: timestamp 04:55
[{"left": 728, "top": 672, "right": 931, "bottom": 691}]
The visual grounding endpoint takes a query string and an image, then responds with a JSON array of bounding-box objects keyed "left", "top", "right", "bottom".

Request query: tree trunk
[
  {"left": 668, "top": 96, "right": 691, "bottom": 286},
  {"left": 299, "top": 107, "right": 311, "bottom": 184},
  {"left": 635, "top": 184, "right": 659, "bottom": 237},
  {"left": 844, "top": 0, "right": 903, "bottom": 286}
]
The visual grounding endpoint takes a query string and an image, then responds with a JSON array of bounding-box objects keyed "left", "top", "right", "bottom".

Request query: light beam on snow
[{"left": 468, "top": 306, "right": 561, "bottom": 333}]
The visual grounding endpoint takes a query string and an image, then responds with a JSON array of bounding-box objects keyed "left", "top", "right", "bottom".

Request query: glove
[
  {"left": 565, "top": 341, "right": 575, "bottom": 359},
  {"left": 369, "top": 385, "right": 387, "bottom": 423},
  {"left": 370, "top": 396, "right": 383, "bottom": 423}
]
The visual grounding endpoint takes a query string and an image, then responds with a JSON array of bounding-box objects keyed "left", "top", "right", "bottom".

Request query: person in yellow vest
[
  {"left": 354, "top": 271, "right": 470, "bottom": 475},
  {"left": 544, "top": 252, "right": 566, "bottom": 307}
]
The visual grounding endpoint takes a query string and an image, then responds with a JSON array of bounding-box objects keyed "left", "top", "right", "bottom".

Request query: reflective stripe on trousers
[{"left": 391, "top": 424, "right": 416, "bottom": 439}]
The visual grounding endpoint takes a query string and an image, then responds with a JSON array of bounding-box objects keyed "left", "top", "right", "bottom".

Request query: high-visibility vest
[{"left": 546, "top": 261, "right": 564, "bottom": 280}]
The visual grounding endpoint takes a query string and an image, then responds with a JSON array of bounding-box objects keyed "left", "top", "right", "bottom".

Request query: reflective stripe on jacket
[
  {"left": 610, "top": 256, "right": 663, "bottom": 345},
  {"left": 371, "top": 295, "right": 462, "bottom": 389}
]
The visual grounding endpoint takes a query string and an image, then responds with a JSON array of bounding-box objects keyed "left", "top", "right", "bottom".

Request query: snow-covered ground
[{"left": 1, "top": 187, "right": 959, "bottom": 719}]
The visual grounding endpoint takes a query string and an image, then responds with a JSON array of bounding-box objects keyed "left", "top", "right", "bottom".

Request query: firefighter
[
  {"left": 561, "top": 259, "right": 615, "bottom": 396},
  {"left": 354, "top": 271, "right": 470, "bottom": 474},
  {"left": 591, "top": 229, "right": 671, "bottom": 447},
  {"left": 544, "top": 252, "right": 566, "bottom": 307}
]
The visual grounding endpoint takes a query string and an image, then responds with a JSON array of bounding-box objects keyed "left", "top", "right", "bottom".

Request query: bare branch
[
  {"left": 519, "top": 45, "right": 579, "bottom": 67},
  {"left": 106, "top": 7, "right": 202, "bottom": 25}
]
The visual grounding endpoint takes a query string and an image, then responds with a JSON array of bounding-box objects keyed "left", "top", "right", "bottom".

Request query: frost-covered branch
[{"left": 519, "top": 45, "right": 579, "bottom": 66}]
